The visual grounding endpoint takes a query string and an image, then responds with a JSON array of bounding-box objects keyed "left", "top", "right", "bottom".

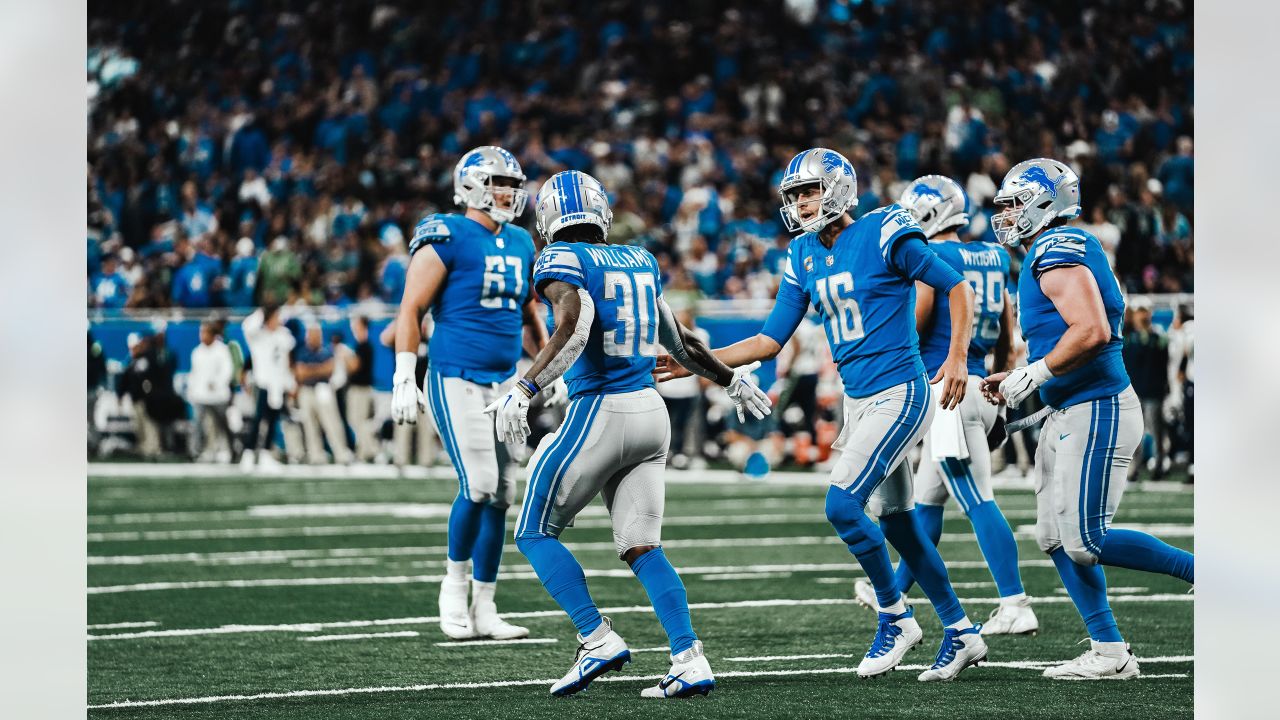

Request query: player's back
[
  {"left": 409, "top": 213, "right": 535, "bottom": 383},
  {"left": 919, "top": 239, "right": 1010, "bottom": 377},
  {"left": 1018, "top": 226, "right": 1129, "bottom": 408},
  {"left": 533, "top": 241, "right": 661, "bottom": 399}
]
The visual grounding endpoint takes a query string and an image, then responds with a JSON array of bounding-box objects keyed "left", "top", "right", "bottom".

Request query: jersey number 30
[{"left": 603, "top": 271, "right": 658, "bottom": 357}]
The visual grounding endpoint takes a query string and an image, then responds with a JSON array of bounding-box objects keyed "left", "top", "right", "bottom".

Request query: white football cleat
[
  {"left": 981, "top": 596, "right": 1039, "bottom": 636},
  {"left": 918, "top": 625, "right": 988, "bottom": 682},
  {"left": 256, "top": 451, "right": 283, "bottom": 474},
  {"left": 551, "top": 616, "right": 631, "bottom": 697},
  {"left": 438, "top": 576, "right": 476, "bottom": 640},
  {"left": 1043, "top": 640, "right": 1141, "bottom": 680},
  {"left": 853, "top": 579, "right": 879, "bottom": 610},
  {"left": 857, "top": 607, "right": 923, "bottom": 678},
  {"left": 470, "top": 580, "right": 528, "bottom": 640},
  {"left": 641, "top": 640, "right": 715, "bottom": 699}
]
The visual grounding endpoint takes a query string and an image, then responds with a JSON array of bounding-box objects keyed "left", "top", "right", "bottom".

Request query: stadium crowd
[
  {"left": 86, "top": 0, "right": 1194, "bottom": 479},
  {"left": 88, "top": 0, "right": 1193, "bottom": 312}
]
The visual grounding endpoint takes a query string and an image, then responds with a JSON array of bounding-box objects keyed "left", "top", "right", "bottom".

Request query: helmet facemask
[
  {"left": 458, "top": 171, "right": 528, "bottom": 225},
  {"left": 779, "top": 179, "right": 844, "bottom": 234},
  {"left": 992, "top": 187, "right": 1051, "bottom": 246}
]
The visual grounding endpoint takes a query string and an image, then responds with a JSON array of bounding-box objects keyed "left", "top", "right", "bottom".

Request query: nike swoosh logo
[
  {"left": 660, "top": 670, "right": 687, "bottom": 689},
  {"left": 874, "top": 399, "right": 891, "bottom": 406},
  {"left": 1059, "top": 433, "right": 1070, "bottom": 440}
]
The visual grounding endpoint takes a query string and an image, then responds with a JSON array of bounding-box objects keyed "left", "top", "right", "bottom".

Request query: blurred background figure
[
  {"left": 344, "top": 315, "right": 380, "bottom": 463},
  {"left": 656, "top": 305, "right": 709, "bottom": 470},
  {"left": 294, "top": 322, "right": 354, "bottom": 465},
  {"left": 1123, "top": 296, "right": 1170, "bottom": 480},
  {"left": 381, "top": 319, "right": 436, "bottom": 468},
  {"left": 240, "top": 304, "right": 295, "bottom": 470},
  {"left": 187, "top": 320, "right": 235, "bottom": 463}
]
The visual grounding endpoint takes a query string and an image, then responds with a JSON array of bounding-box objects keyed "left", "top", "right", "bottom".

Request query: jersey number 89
[{"left": 602, "top": 271, "right": 658, "bottom": 357}]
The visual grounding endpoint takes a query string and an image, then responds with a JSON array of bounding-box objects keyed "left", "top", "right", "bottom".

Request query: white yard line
[
  {"left": 304, "top": 631, "right": 420, "bottom": 642},
  {"left": 88, "top": 593, "right": 1192, "bottom": 642},
  {"left": 86, "top": 656, "right": 1195, "bottom": 709},
  {"left": 87, "top": 621, "right": 158, "bottom": 630},
  {"left": 433, "top": 638, "right": 557, "bottom": 648}
]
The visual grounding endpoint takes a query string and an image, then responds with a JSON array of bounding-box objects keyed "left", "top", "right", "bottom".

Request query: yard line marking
[
  {"left": 434, "top": 638, "right": 557, "bottom": 648},
  {"left": 725, "top": 653, "right": 856, "bottom": 662},
  {"left": 87, "top": 621, "right": 158, "bottom": 630},
  {"left": 88, "top": 594, "right": 1193, "bottom": 642},
  {"left": 699, "top": 572, "right": 793, "bottom": 581},
  {"left": 631, "top": 646, "right": 671, "bottom": 653},
  {"left": 86, "top": 656, "right": 1196, "bottom": 709},
  {"left": 289, "top": 558, "right": 381, "bottom": 568},
  {"left": 305, "top": 631, "right": 420, "bottom": 642},
  {"left": 725, "top": 654, "right": 1195, "bottom": 666}
]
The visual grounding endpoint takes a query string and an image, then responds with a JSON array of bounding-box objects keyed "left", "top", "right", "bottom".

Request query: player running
[
  {"left": 391, "top": 146, "right": 562, "bottom": 641},
  {"left": 658, "top": 149, "right": 987, "bottom": 681},
  {"left": 487, "top": 170, "right": 771, "bottom": 698},
  {"left": 981, "top": 158, "right": 1194, "bottom": 679},
  {"left": 853, "top": 175, "right": 1038, "bottom": 636}
]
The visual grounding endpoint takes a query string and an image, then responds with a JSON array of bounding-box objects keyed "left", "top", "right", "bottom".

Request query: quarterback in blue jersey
[
  {"left": 659, "top": 149, "right": 987, "bottom": 681},
  {"left": 981, "top": 158, "right": 1194, "bottom": 680},
  {"left": 486, "top": 170, "right": 771, "bottom": 698},
  {"left": 391, "top": 146, "right": 559, "bottom": 641},
  {"left": 855, "top": 175, "right": 1038, "bottom": 636}
]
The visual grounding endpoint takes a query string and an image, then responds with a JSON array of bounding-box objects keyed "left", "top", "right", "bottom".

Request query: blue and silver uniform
[
  {"left": 761, "top": 204, "right": 965, "bottom": 397},
  {"left": 409, "top": 213, "right": 536, "bottom": 384},
  {"left": 532, "top": 241, "right": 660, "bottom": 399},
  {"left": 1018, "top": 226, "right": 1128, "bottom": 409},
  {"left": 919, "top": 240, "right": 1011, "bottom": 377}
]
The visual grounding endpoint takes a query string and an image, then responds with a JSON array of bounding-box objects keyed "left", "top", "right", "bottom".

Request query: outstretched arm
[
  {"left": 656, "top": 298, "right": 772, "bottom": 422},
  {"left": 653, "top": 282, "right": 801, "bottom": 382}
]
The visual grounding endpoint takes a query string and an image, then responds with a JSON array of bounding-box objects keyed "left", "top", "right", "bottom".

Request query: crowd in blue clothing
[{"left": 87, "top": 0, "right": 1193, "bottom": 312}]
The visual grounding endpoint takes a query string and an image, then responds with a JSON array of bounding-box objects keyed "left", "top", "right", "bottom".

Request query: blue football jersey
[
  {"left": 780, "top": 204, "right": 947, "bottom": 397},
  {"left": 409, "top": 213, "right": 536, "bottom": 384},
  {"left": 532, "top": 241, "right": 661, "bottom": 399},
  {"left": 919, "top": 240, "right": 1011, "bottom": 377},
  {"left": 1018, "top": 226, "right": 1129, "bottom": 408}
]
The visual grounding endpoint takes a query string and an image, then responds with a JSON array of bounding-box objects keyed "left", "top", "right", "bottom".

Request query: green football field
[{"left": 87, "top": 466, "right": 1193, "bottom": 719}]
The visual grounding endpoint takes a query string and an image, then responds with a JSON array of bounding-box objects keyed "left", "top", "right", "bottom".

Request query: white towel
[{"left": 929, "top": 384, "right": 969, "bottom": 460}]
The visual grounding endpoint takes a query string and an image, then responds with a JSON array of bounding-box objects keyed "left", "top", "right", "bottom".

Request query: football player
[
  {"left": 981, "top": 158, "right": 1194, "bottom": 679},
  {"left": 853, "top": 175, "right": 1038, "bottom": 636},
  {"left": 658, "top": 149, "right": 986, "bottom": 681},
  {"left": 391, "top": 146, "right": 564, "bottom": 641},
  {"left": 487, "top": 170, "right": 771, "bottom": 698}
]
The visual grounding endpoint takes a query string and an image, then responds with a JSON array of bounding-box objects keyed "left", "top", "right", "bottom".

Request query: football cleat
[
  {"left": 641, "top": 640, "right": 715, "bottom": 699},
  {"left": 438, "top": 576, "right": 476, "bottom": 640},
  {"left": 981, "top": 597, "right": 1040, "bottom": 636},
  {"left": 857, "top": 607, "right": 923, "bottom": 678},
  {"left": 470, "top": 581, "right": 528, "bottom": 640},
  {"left": 853, "top": 579, "right": 878, "bottom": 610},
  {"left": 1043, "top": 640, "right": 1141, "bottom": 680},
  {"left": 551, "top": 616, "right": 631, "bottom": 697},
  {"left": 918, "top": 625, "right": 988, "bottom": 682}
]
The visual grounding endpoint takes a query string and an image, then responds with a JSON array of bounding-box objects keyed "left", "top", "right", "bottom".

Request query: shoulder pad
[{"left": 408, "top": 214, "right": 452, "bottom": 255}]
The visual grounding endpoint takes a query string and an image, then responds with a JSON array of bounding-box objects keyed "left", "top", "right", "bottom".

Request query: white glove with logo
[
  {"left": 725, "top": 361, "right": 773, "bottom": 422},
  {"left": 391, "top": 352, "right": 425, "bottom": 424},
  {"left": 998, "top": 359, "right": 1053, "bottom": 409},
  {"left": 485, "top": 385, "right": 533, "bottom": 445},
  {"left": 541, "top": 377, "right": 569, "bottom": 408}
]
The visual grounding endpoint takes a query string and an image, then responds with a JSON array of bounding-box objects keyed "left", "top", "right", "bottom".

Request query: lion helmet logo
[
  {"left": 1018, "top": 165, "right": 1060, "bottom": 199},
  {"left": 820, "top": 151, "right": 851, "bottom": 176}
]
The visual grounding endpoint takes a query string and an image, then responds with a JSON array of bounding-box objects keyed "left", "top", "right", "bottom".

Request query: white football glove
[
  {"left": 998, "top": 359, "right": 1053, "bottom": 409},
  {"left": 484, "top": 387, "right": 532, "bottom": 446},
  {"left": 541, "top": 377, "right": 569, "bottom": 408},
  {"left": 391, "top": 352, "right": 425, "bottom": 425},
  {"left": 725, "top": 361, "right": 773, "bottom": 423}
]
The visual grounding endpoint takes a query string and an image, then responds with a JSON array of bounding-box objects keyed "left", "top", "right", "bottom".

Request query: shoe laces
[
  {"left": 930, "top": 627, "right": 964, "bottom": 669},
  {"left": 867, "top": 611, "right": 908, "bottom": 658}
]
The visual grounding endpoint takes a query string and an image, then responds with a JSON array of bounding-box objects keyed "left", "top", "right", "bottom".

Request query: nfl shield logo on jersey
[{"left": 804, "top": 256, "right": 814, "bottom": 272}]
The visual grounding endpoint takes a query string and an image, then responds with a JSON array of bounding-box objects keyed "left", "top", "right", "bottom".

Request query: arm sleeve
[
  {"left": 657, "top": 297, "right": 725, "bottom": 385},
  {"left": 529, "top": 288, "right": 595, "bottom": 390},
  {"left": 533, "top": 243, "right": 587, "bottom": 290},
  {"left": 891, "top": 236, "right": 964, "bottom": 293},
  {"left": 1030, "top": 233, "right": 1088, "bottom": 280},
  {"left": 762, "top": 256, "right": 810, "bottom": 346}
]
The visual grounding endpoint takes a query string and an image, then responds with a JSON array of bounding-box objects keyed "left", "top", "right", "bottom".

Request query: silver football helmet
[
  {"left": 534, "top": 170, "right": 613, "bottom": 242},
  {"left": 992, "top": 158, "right": 1081, "bottom": 246},
  {"left": 778, "top": 148, "right": 858, "bottom": 234},
  {"left": 899, "top": 175, "right": 969, "bottom": 239},
  {"left": 453, "top": 146, "right": 528, "bottom": 224}
]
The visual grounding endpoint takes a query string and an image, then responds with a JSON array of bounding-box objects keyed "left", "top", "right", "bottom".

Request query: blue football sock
[
  {"left": 825, "top": 486, "right": 898, "bottom": 608},
  {"left": 969, "top": 501, "right": 1026, "bottom": 597},
  {"left": 881, "top": 510, "right": 966, "bottom": 625},
  {"left": 515, "top": 536, "right": 601, "bottom": 636},
  {"left": 471, "top": 502, "right": 507, "bottom": 583},
  {"left": 1099, "top": 529, "right": 1194, "bottom": 584},
  {"left": 1050, "top": 547, "right": 1122, "bottom": 642},
  {"left": 630, "top": 548, "right": 697, "bottom": 655},
  {"left": 447, "top": 493, "right": 484, "bottom": 563},
  {"left": 893, "top": 503, "right": 943, "bottom": 596}
]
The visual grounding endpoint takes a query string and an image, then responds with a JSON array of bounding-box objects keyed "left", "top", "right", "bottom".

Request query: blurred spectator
[
  {"left": 187, "top": 321, "right": 235, "bottom": 462},
  {"left": 257, "top": 236, "right": 302, "bottom": 306},
  {"left": 89, "top": 253, "right": 130, "bottom": 308},
  {"left": 171, "top": 238, "right": 226, "bottom": 308},
  {"left": 225, "top": 237, "right": 259, "bottom": 308},
  {"left": 119, "top": 326, "right": 181, "bottom": 458},
  {"left": 294, "top": 323, "right": 353, "bottom": 464},
  {"left": 381, "top": 319, "right": 436, "bottom": 467},
  {"left": 1166, "top": 304, "right": 1194, "bottom": 479},
  {"left": 1123, "top": 297, "right": 1170, "bottom": 480},
  {"left": 240, "top": 305, "right": 295, "bottom": 470},
  {"left": 344, "top": 315, "right": 379, "bottom": 462}
]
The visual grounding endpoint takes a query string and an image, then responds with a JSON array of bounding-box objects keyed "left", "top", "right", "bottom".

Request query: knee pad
[
  {"left": 467, "top": 487, "right": 495, "bottom": 504},
  {"left": 825, "top": 486, "right": 884, "bottom": 556},
  {"left": 1035, "top": 523, "right": 1061, "bottom": 555},
  {"left": 613, "top": 514, "right": 662, "bottom": 559},
  {"left": 1064, "top": 543, "right": 1101, "bottom": 567},
  {"left": 483, "top": 478, "right": 516, "bottom": 510}
]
